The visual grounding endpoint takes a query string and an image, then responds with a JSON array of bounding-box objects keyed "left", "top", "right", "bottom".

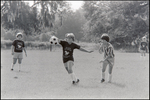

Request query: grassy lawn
[{"left": 1, "top": 49, "right": 149, "bottom": 99}]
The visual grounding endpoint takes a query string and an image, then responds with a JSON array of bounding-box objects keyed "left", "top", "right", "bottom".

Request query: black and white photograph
[{"left": 1, "top": 0, "right": 149, "bottom": 99}]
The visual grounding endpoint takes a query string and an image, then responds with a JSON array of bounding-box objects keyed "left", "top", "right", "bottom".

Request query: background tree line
[{"left": 1, "top": 1, "right": 149, "bottom": 51}]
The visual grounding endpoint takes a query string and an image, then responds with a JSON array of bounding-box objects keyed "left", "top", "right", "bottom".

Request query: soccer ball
[{"left": 49, "top": 36, "right": 59, "bottom": 45}]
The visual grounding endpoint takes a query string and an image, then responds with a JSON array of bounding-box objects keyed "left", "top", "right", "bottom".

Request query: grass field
[{"left": 1, "top": 48, "right": 149, "bottom": 99}]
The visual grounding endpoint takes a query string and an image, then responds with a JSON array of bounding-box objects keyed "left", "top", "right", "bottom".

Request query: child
[
  {"left": 139, "top": 36, "right": 149, "bottom": 56},
  {"left": 58, "top": 33, "right": 93, "bottom": 84},
  {"left": 99, "top": 33, "right": 115, "bottom": 83},
  {"left": 11, "top": 32, "right": 27, "bottom": 71}
]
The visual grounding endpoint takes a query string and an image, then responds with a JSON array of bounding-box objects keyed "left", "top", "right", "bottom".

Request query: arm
[
  {"left": 100, "top": 56, "right": 114, "bottom": 66},
  {"left": 99, "top": 42, "right": 104, "bottom": 54},
  {"left": 99, "top": 46, "right": 103, "bottom": 54},
  {"left": 146, "top": 45, "right": 149, "bottom": 52},
  {"left": 100, "top": 47, "right": 114, "bottom": 64},
  {"left": 58, "top": 39, "right": 64, "bottom": 46},
  {"left": 23, "top": 47, "right": 27, "bottom": 57},
  {"left": 11, "top": 46, "right": 14, "bottom": 55},
  {"left": 79, "top": 47, "right": 93, "bottom": 53},
  {"left": 138, "top": 42, "right": 141, "bottom": 52}
]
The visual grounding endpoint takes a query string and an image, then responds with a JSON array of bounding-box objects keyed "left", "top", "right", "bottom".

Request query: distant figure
[
  {"left": 139, "top": 36, "right": 149, "bottom": 56},
  {"left": 134, "top": 36, "right": 141, "bottom": 52},
  {"left": 99, "top": 33, "right": 115, "bottom": 83},
  {"left": 11, "top": 32, "right": 27, "bottom": 71},
  {"left": 50, "top": 44, "right": 52, "bottom": 52},
  {"left": 49, "top": 44, "right": 56, "bottom": 52}
]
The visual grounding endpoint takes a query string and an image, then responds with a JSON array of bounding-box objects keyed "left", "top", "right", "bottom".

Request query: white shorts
[
  {"left": 104, "top": 57, "right": 115, "bottom": 66},
  {"left": 13, "top": 52, "right": 23, "bottom": 59}
]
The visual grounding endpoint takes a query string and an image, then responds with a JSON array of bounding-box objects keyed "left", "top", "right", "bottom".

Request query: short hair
[
  {"left": 16, "top": 32, "right": 23, "bottom": 37},
  {"left": 101, "top": 33, "right": 109, "bottom": 42},
  {"left": 66, "top": 33, "right": 75, "bottom": 41}
]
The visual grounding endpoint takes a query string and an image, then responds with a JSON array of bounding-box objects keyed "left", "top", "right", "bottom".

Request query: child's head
[
  {"left": 16, "top": 32, "right": 23, "bottom": 39},
  {"left": 100, "top": 33, "right": 109, "bottom": 46},
  {"left": 65, "top": 33, "right": 75, "bottom": 43}
]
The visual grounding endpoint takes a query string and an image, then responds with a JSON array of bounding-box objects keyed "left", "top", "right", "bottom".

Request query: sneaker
[
  {"left": 11, "top": 68, "right": 13, "bottom": 71},
  {"left": 101, "top": 79, "right": 105, "bottom": 83},
  {"left": 76, "top": 79, "right": 80, "bottom": 83},
  {"left": 72, "top": 81, "right": 76, "bottom": 84}
]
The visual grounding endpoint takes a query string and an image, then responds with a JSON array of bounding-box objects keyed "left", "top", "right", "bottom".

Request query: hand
[
  {"left": 99, "top": 60, "right": 104, "bottom": 63},
  {"left": 88, "top": 50, "right": 94, "bottom": 53},
  {"left": 12, "top": 52, "right": 14, "bottom": 55}
]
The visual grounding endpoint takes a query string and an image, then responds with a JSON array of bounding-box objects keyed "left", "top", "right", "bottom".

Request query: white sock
[
  {"left": 70, "top": 73, "right": 77, "bottom": 81},
  {"left": 11, "top": 63, "right": 14, "bottom": 69},
  {"left": 102, "top": 72, "right": 105, "bottom": 79},
  {"left": 19, "top": 64, "right": 21, "bottom": 71},
  {"left": 72, "top": 72, "right": 77, "bottom": 82},
  {"left": 70, "top": 73, "right": 74, "bottom": 81},
  {"left": 108, "top": 74, "right": 112, "bottom": 82}
]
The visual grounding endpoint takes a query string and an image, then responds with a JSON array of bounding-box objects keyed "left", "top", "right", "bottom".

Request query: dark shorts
[
  {"left": 140, "top": 47, "right": 146, "bottom": 50},
  {"left": 63, "top": 56, "right": 74, "bottom": 63}
]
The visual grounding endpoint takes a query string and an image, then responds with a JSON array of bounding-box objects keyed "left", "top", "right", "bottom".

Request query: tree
[
  {"left": 1, "top": 1, "right": 71, "bottom": 36},
  {"left": 56, "top": 8, "right": 86, "bottom": 41},
  {"left": 31, "top": 1, "right": 70, "bottom": 30},
  {"left": 1, "top": 1, "right": 40, "bottom": 35},
  {"left": 82, "top": 1, "right": 149, "bottom": 46}
]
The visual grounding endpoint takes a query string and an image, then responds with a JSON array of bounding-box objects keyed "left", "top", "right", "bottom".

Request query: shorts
[
  {"left": 140, "top": 47, "right": 146, "bottom": 51},
  {"left": 13, "top": 52, "right": 23, "bottom": 59},
  {"left": 63, "top": 56, "right": 74, "bottom": 63},
  {"left": 104, "top": 57, "right": 115, "bottom": 66},
  {"left": 64, "top": 60, "right": 74, "bottom": 66}
]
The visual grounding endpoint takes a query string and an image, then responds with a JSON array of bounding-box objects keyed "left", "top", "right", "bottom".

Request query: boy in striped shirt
[{"left": 99, "top": 33, "right": 115, "bottom": 83}]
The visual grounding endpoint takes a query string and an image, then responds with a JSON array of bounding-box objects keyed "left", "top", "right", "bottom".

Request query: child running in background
[
  {"left": 11, "top": 32, "right": 27, "bottom": 71},
  {"left": 58, "top": 33, "right": 93, "bottom": 84},
  {"left": 139, "top": 36, "right": 149, "bottom": 56},
  {"left": 99, "top": 33, "right": 115, "bottom": 83}
]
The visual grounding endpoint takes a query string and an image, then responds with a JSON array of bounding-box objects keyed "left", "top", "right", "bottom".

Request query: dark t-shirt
[
  {"left": 140, "top": 41, "right": 147, "bottom": 50},
  {"left": 59, "top": 40, "right": 80, "bottom": 63},
  {"left": 12, "top": 39, "right": 25, "bottom": 52}
]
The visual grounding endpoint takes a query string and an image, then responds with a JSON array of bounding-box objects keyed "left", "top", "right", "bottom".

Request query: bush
[
  {"left": 39, "top": 33, "right": 51, "bottom": 42},
  {"left": 1, "top": 40, "right": 12, "bottom": 49},
  {"left": 3, "top": 29, "right": 24, "bottom": 41}
]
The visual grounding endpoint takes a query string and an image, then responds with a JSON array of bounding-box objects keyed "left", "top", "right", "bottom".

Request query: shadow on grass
[
  {"left": 11, "top": 70, "right": 30, "bottom": 73},
  {"left": 109, "top": 82, "right": 126, "bottom": 88}
]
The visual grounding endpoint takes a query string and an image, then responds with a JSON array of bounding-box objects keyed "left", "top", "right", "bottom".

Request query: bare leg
[
  {"left": 101, "top": 61, "right": 108, "bottom": 82},
  {"left": 18, "top": 58, "right": 22, "bottom": 71},
  {"left": 11, "top": 58, "right": 17, "bottom": 70},
  {"left": 108, "top": 64, "right": 113, "bottom": 83}
]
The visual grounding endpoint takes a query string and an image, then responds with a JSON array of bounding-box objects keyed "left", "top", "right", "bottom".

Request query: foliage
[
  {"left": 82, "top": 1, "right": 149, "bottom": 46},
  {"left": 1, "top": 39, "right": 12, "bottom": 49},
  {"left": 1, "top": 1, "right": 70, "bottom": 35},
  {"left": 56, "top": 8, "right": 86, "bottom": 41},
  {"left": 1, "top": 1, "right": 149, "bottom": 52}
]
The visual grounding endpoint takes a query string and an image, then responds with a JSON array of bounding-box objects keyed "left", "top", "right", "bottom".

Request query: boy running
[
  {"left": 99, "top": 33, "right": 115, "bottom": 83},
  {"left": 11, "top": 32, "right": 27, "bottom": 71},
  {"left": 58, "top": 33, "right": 93, "bottom": 84}
]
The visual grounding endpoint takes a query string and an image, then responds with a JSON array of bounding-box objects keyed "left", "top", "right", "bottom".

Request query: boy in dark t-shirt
[
  {"left": 58, "top": 33, "right": 93, "bottom": 84},
  {"left": 11, "top": 32, "right": 27, "bottom": 71}
]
